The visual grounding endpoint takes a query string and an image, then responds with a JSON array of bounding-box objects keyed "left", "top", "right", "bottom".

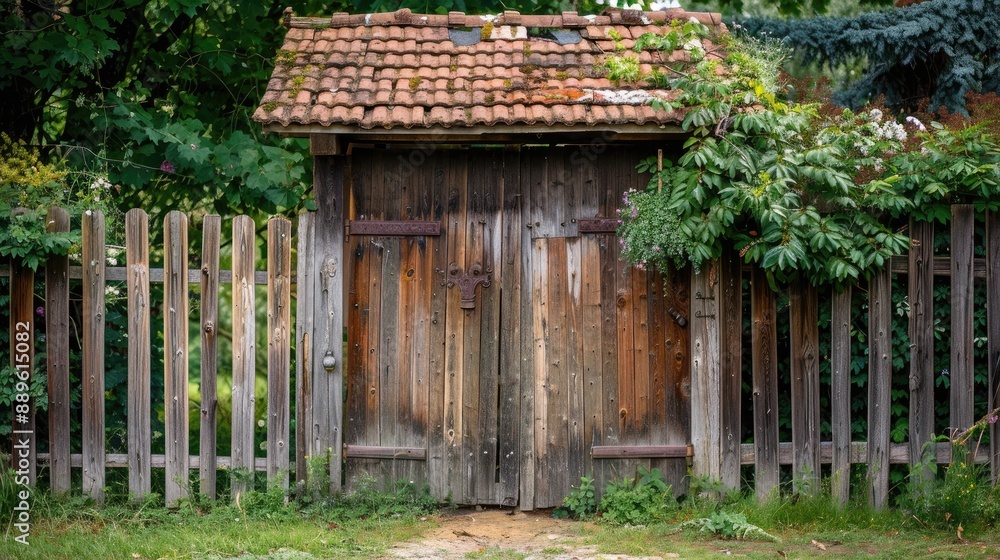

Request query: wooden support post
[
  {"left": 908, "top": 219, "right": 935, "bottom": 480},
  {"left": 126, "top": 209, "right": 151, "bottom": 501},
  {"left": 82, "top": 210, "right": 106, "bottom": 503},
  {"left": 719, "top": 249, "right": 743, "bottom": 490},
  {"left": 868, "top": 268, "right": 892, "bottom": 509},
  {"left": 790, "top": 280, "right": 820, "bottom": 494},
  {"left": 267, "top": 217, "right": 292, "bottom": 491},
  {"left": 830, "top": 286, "right": 852, "bottom": 505},
  {"left": 10, "top": 235, "right": 35, "bottom": 486},
  {"left": 294, "top": 213, "right": 316, "bottom": 485},
  {"left": 311, "top": 156, "right": 346, "bottom": 492},
  {"left": 988, "top": 211, "right": 1000, "bottom": 484},
  {"left": 231, "top": 215, "right": 257, "bottom": 499},
  {"left": 200, "top": 215, "right": 221, "bottom": 499},
  {"left": 951, "top": 205, "right": 975, "bottom": 436},
  {"left": 45, "top": 207, "right": 71, "bottom": 495},
  {"left": 751, "top": 265, "right": 779, "bottom": 500},
  {"left": 690, "top": 262, "right": 721, "bottom": 485},
  {"left": 164, "top": 211, "right": 189, "bottom": 506}
]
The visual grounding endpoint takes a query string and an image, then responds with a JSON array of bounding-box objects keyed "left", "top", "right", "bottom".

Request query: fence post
[
  {"left": 9, "top": 214, "right": 35, "bottom": 486},
  {"left": 126, "top": 208, "right": 152, "bottom": 501},
  {"left": 908, "top": 219, "right": 935, "bottom": 480},
  {"left": 988, "top": 210, "right": 1000, "bottom": 485},
  {"left": 200, "top": 215, "right": 221, "bottom": 499},
  {"left": 751, "top": 265, "right": 779, "bottom": 500},
  {"left": 830, "top": 285, "right": 852, "bottom": 505},
  {"left": 267, "top": 217, "right": 292, "bottom": 491},
  {"left": 311, "top": 155, "right": 346, "bottom": 492},
  {"left": 690, "top": 262, "right": 721, "bottom": 486},
  {"left": 164, "top": 211, "right": 189, "bottom": 506},
  {"left": 45, "top": 207, "right": 71, "bottom": 494},
  {"left": 951, "top": 205, "right": 975, "bottom": 437},
  {"left": 719, "top": 249, "right": 742, "bottom": 491},
  {"left": 82, "top": 209, "right": 106, "bottom": 503},
  {"left": 231, "top": 215, "right": 257, "bottom": 498},
  {"left": 790, "top": 280, "right": 820, "bottom": 494},
  {"left": 868, "top": 267, "right": 892, "bottom": 509},
  {"left": 295, "top": 213, "right": 316, "bottom": 486}
]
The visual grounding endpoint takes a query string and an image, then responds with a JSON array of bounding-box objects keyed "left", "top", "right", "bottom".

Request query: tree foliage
[{"left": 742, "top": 0, "right": 1000, "bottom": 114}]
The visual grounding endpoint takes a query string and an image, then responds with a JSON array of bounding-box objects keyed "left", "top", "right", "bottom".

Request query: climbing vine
[{"left": 619, "top": 28, "right": 1000, "bottom": 288}]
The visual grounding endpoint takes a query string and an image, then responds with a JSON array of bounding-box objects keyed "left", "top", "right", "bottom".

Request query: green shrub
[
  {"left": 677, "top": 510, "right": 781, "bottom": 542},
  {"left": 599, "top": 466, "right": 676, "bottom": 526},
  {"left": 553, "top": 476, "right": 597, "bottom": 520}
]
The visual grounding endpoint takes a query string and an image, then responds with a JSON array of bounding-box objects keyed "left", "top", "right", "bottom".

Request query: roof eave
[{"left": 261, "top": 122, "right": 689, "bottom": 141}]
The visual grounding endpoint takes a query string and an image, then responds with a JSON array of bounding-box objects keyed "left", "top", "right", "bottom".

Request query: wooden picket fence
[
  {"left": 7, "top": 208, "right": 294, "bottom": 506},
  {"left": 6, "top": 204, "right": 1000, "bottom": 508},
  {"left": 696, "top": 206, "right": 1000, "bottom": 506}
]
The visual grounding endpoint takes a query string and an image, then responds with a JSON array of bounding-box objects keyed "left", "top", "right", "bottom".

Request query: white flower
[
  {"left": 905, "top": 115, "right": 927, "bottom": 131},
  {"left": 90, "top": 177, "right": 113, "bottom": 191},
  {"left": 683, "top": 38, "right": 703, "bottom": 52},
  {"left": 868, "top": 109, "right": 883, "bottom": 122}
]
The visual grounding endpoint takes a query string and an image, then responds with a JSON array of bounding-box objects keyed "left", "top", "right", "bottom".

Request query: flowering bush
[{"left": 616, "top": 187, "right": 690, "bottom": 274}]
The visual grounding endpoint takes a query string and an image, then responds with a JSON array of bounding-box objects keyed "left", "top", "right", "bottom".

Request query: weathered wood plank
[
  {"left": 691, "top": 264, "right": 722, "bottom": 486},
  {"left": 82, "top": 210, "right": 106, "bottom": 503},
  {"left": 615, "top": 255, "right": 636, "bottom": 446},
  {"left": 348, "top": 220, "right": 441, "bottom": 236},
  {"left": 545, "top": 237, "right": 570, "bottom": 507},
  {"left": 598, "top": 154, "right": 623, "bottom": 493},
  {"left": 443, "top": 157, "right": 469, "bottom": 503},
  {"left": 830, "top": 286, "right": 852, "bottom": 505},
  {"left": 231, "top": 215, "right": 257, "bottom": 499},
  {"left": 951, "top": 205, "right": 975, "bottom": 436},
  {"left": 199, "top": 215, "right": 221, "bottom": 499},
  {"left": 592, "top": 445, "right": 692, "bottom": 458},
  {"left": 518, "top": 150, "right": 537, "bottom": 510},
  {"left": 267, "top": 217, "right": 292, "bottom": 491},
  {"left": 498, "top": 148, "right": 522, "bottom": 506},
  {"left": 66, "top": 265, "right": 273, "bottom": 285},
  {"left": 474, "top": 151, "right": 504, "bottom": 503},
  {"left": 346, "top": 234, "right": 370, "bottom": 483},
  {"left": 294, "top": 213, "right": 315, "bottom": 486},
  {"left": 377, "top": 236, "right": 402, "bottom": 483},
  {"left": 427, "top": 154, "right": 451, "bottom": 501},
  {"left": 631, "top": 262, "right": 651, "bottom": 440},
  {"left": 989, "top": 211, "right": 1000, "bottom": 484},
  {"left": 868, "top": 268, "right": 892, "bottom": 509},
  {"left": 738, "top": 441, "right": 992, "bottom": 465},
  {"left": 530, "top": 235, "right": 549, "bottom": 507},
  {"left": 37, "top": 453, "right": 302, "bottom": 470},
  {"left": 751, "top": 265, "right": 779, "bottom": 500},
  {"left": 45, "top": 207, "right": 71, "bottom": 495},
  {"left": 889, "top": 255, "right": 985, "bottom": 278},
  {"left": 908, "top": 219, "right": 935, "bottom": 481},
  {"left": 10, "top": 241, "right": 35, "bottom": 486},
  {"left": 125, "top": 209, "right": 151, "bottom": 500},
  {"left": 719, "top": 249, "right": 742, "bottom": 490},
  {"left": 313, "top": 155, "right": 346, "bottom": 492},
  {"left": 345, "top": 446, "right": 427, "bottom": 459},
  {"left": 789, "top": 280, "right": 820, "bottom": 494},
  {"left": 659, "top": 262, "right": 692, "bottom": 494},
  {"left": 581, "top": 235, "right": 605, "bottom": 490},
  {"left": 164, "top": 211, "right": 189, "bottom": 507}
]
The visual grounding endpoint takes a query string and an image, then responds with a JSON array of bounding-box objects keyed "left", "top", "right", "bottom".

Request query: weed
[
  {"left": 603, "top": 55, "right": 641, "bottom": 84},
  {"left": 466, "top": 545, "right": 528, "bottom": 559},
  {"left": 600, "top": 466, "right": 676, "bottom": 526},
  {"left": 480, "top": 22, "right": 494, "bottom": 41},
  {"left": 409, "top": 76, "right": 422, "bottom": 89},
  {"left": 677, "top": 510, "right": 781, "bottom": 542},
  {"left": 553, "top": 476, "right": 597, "bottom": 520},
  {"left": 274, "top": 49, "right": 297, "bottom": 67}
]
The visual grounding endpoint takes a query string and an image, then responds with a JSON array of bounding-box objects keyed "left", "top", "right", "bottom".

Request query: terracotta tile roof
[{"left": 254, "top": 8, "right": 726, "bottom": 133}]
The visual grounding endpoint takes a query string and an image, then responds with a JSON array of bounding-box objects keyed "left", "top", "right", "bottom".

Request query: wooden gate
[{"left": 343, "top": 146, "right": 690, "bottom": 508}]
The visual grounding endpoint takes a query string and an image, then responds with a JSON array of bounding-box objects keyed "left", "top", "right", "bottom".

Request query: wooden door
[{"left": 345, "top": 148, "right": 519, "bottom": 505}]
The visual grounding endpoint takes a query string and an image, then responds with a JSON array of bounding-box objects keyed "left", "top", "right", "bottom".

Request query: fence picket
[
  {"left": 82, "top": 210, "right": 107, "bottom": 503},
  {"left": 126, "top": 209, "right": 151, "bottom": 500},
  {"left": 751, "top": 265, "right": 779, "bottom": 499},
  {"left": 200, "top": 215, "right": 221, "bottom": 499},
  {"left": 690, "top": 264, "right": 721, "bottom": 484},
  {"left": 790, "top": 280, "right": 820, "bottom": 494},
  {"left": 951, "top": 205, "right": 976, "bottom": 436},
  {"left": 10, "top": 233, "right": 35, "bottom": 486},
  {"left": 908, "top": 219, "right": 935, "bottom": 478},
  {"left": 830, "top": 286, "right": 852, "bottom": 505},
  {"left": 267, "top": 217, "right": 292, "bottom": 491},
  {"left": 231, "top": 215, "right": 257, "bottom": 498},
  {"left": 45, "top": 207, "right": 71, "bottom": 494},
  {"left": 294, "top": 213, "right": 315, "bottom": 485},
  {"left": 720, "top": 250, "right": 743, "bottom": 490},
  {"left": 868, "top": 268, "right": 892, "bottom": 508},
  {"left": 988, "top": 211, "right": 1000, "bottom": 484},
  {"left": 164, "top": 211, "right": 189, "bottom": 506}
]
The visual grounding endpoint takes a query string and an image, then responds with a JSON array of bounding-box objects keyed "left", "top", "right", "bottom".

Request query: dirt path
[{"left": 384, "top": 508, "right": 675, "bottom": 560}]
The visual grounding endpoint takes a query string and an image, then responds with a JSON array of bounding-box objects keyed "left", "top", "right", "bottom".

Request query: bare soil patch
[{"left": 383, "top": 508, "right": 673, "bottom": 560}]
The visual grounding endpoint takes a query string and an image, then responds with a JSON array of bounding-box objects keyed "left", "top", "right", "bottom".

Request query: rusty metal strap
[{"left": 578, "top": 218, "right": 619, "bottom": 234}]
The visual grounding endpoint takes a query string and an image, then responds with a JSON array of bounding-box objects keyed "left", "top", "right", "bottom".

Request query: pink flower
[
  {"left": 36, "top": 306, "right": 44, "bottom": 317},
  {"left": 160, "top": 160, "right": 175, "bottom": 173}
]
